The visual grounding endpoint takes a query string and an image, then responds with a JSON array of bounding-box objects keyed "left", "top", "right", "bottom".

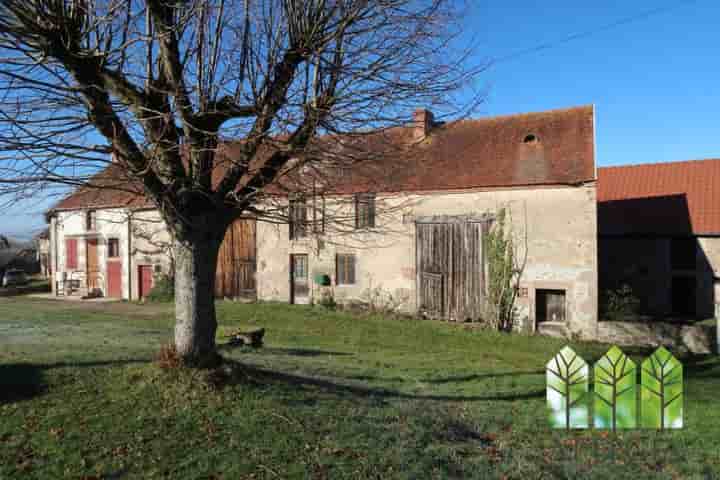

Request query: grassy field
[{"left": 1, "top": 297, "right": 720, "bottom": 479}]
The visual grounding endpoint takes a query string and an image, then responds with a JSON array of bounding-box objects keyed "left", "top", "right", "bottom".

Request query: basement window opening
[{"left": 536, "top": 289, "right": 566, "bottom": 323}]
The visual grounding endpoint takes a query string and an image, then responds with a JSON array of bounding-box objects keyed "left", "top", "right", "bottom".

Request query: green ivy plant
[{"left": 485, "top": 208, "right": 523, "bottom": 331}]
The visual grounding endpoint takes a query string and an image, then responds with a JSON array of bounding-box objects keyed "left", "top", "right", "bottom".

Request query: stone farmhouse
[{"left": 46, "top": 105, "right": 599, "bottom": 336}]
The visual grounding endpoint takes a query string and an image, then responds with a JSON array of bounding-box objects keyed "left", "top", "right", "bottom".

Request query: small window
[
  {"left": 107, "top": 238, "right": 120, "bottom": 258},
  {"left": 336, "top": 254, "right": 356, "bottom": 285},
  {"left": 355, "top": 193, "right": 375, "bottom": 229},
  {"left": 289, "top": 197, "right": 308, "bottom": 240},
  {"left": 86, "top": 210, "right": 97, "bottom": 231},
  {"left": 523, "top": 134, "right": 539, "bottom": 144},
  {"left": 671, "top": 238, "right": 696, "bottom": 270},
  {"left": 536, "top": 289, "right": 566, "bottom": 323}
]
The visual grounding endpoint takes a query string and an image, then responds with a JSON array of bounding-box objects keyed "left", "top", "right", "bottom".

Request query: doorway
[
  {"left": 290, "top": 254, "right": 309, "bottom": 304},
  {"left": 138, "top": 265, "right": 154, "bottom": 299},
  {"left": 86, "top": 238, "right": 101, "bottom": 294},
  {"left": 416, "top": 221, "right": 485, "bottom": 321}
]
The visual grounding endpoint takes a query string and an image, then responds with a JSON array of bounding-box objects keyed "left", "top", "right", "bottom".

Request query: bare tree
[{"left": 0, "top": 0, "right": 482, "bottom": 365}]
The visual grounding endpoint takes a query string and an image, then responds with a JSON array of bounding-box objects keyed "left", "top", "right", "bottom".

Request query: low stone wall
[{"left": 596, "top": 321, "right": 717, "bottom": 354}]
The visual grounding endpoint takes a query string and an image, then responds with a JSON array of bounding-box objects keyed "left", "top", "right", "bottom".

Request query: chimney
[{"left": 412, "top": 108, "right": 434, "bottom": 142}]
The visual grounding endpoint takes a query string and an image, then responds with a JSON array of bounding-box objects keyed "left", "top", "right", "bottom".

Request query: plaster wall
[{"left": 256, "top": 184, "right": 598, "bottom": 333}]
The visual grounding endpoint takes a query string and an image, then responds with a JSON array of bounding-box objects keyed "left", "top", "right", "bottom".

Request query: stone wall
[
  {"left": 596, "top": 321, "right": 716, "bottom": 354},
  {"left": 256, "top": 183, "right": 598, "bottom": 334}
]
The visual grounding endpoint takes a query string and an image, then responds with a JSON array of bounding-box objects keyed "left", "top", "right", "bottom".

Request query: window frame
[
  {"left": 85, "top": 210, "right": 97, "bottom": 231},
  {"left": 354, "top": 193, "right": 376, "bottom": 229},
  {"left": 289, "top": 197, "right": 308, "bottom": 240},
  {"left": 107, "top": 238, "right": 120, "bottom": 259},
  {"left": 335, "top": 253, "right": 357, "bottom": 286}
]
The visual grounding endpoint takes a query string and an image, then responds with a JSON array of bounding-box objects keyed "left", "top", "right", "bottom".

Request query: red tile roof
[
  {"left": 598, "top": 158, "right": 720, "bottom": 235},
  {"left": 51, "top": 164, "right": 152, "bottom": 211},
  {"left": 51, "top": 105, "right": 596, "bottom": 211}
]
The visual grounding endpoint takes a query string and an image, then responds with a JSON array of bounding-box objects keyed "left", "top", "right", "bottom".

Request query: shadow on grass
[
  {"left": 0, "top": 359, "right": 151, "bottom": 404},
  {"left": 425, "top": 370, "right": 544, "bottom": 384},
  {"left": 261, "top": 347, "right": 354, "bottom": 357},
  {"left": 0, "top": 363, "right": 46, "bottom": 404},
  {"left": 223, "top": 360, "right": 544, "bottom": 403}
]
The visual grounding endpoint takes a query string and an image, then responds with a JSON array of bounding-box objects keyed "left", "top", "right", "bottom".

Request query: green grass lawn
[{"left": 1, "top": 297, "right": 720, "bottom": 479}]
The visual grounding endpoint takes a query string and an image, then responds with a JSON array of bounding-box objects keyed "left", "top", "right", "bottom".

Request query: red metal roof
[
  {"left": 51, "top": 105, "right": 596, "bottom": 211},
  {"left": 598, "top": 159, "right": 720, "bottom": 235}
]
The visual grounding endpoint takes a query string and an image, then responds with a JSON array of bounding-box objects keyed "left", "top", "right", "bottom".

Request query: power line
[{"left": 491, "top": 0, "right": 701, "bottom": 65}]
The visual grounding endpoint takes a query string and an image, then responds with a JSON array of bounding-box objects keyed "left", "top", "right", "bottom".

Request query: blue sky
[
  {"left": 2, "top": 0, "right": 718, "bottom": 238},
  {"left": 466, "top": 0, "right": 719, "bottom": 166}
]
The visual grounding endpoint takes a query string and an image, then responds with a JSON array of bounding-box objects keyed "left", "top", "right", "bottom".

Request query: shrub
[
  {"left": 360, "top": 285, "right": 409, "bottom": 316},
  {"left": 146, "top": 273, "right": 174, "bottom": 302},
  {"left": 317, "top": 289, "right": 337, "bottom": 310},
  {"left": 156, "top": 343, "right": 181, "bottom": 370},
  {"left": 601, "top": 284, "right": 641, "bottom": 321}
]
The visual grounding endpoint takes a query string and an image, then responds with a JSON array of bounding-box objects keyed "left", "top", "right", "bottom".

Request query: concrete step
[{"left": 537, "top": 322, "right": 568, "bottom": 338}]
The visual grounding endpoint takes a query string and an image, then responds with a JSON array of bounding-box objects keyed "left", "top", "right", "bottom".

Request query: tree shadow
[
  {"left": 222, "top": 360, "right": 544, "bottom": 403},
  {"left": 0, "top": 359, "right": 150, "bottom": 404},
  {"left": 424, "top": 370, "right": 544, "bottom": 384},
  {"left": 0, "top": 363, "right": 46, "bottom": 404},
  {"left": 261, "top": 347, "right": 354, "bottom": 357},
  {"left": 677, "top": 353, "right": 720, "bottom": 379}
]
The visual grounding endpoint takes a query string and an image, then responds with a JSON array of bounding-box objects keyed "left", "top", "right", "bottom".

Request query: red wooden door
[
  {"left": 138, "top": 265, "right": 153, "bottom": 298},
  {"left": 106, "top": 261, "right": 122, "bottom": 298}
]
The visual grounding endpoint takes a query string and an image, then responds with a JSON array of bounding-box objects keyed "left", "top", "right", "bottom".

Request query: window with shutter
[
  {"left": 355, "top": 194, "right": 375, "bottom": 229},
  {"left": 336, "top": 254, "right": 356, "bottom": 285}
]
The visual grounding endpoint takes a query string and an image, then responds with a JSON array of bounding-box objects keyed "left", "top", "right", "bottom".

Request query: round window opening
[{"left": 523, "top": 134, "right": 539, "bottom": 144}]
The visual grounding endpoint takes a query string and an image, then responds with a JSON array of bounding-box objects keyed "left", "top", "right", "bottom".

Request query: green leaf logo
[
  {"left": 547, "top": 346, "right": 589, "bottom": 429},
  {"left": 594, "top": 346, "right": 637, "bottom": 430},
  {"left": 640, "top": 347, "right": 683, "bottom": 429}
]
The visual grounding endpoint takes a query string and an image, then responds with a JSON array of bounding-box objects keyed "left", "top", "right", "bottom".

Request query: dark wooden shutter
[{"left": 348, "top": 255, "right": 356, "bottom": 284}]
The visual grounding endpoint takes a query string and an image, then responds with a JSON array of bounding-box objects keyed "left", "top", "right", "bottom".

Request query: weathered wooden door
[
  {"left": 216, "top": 219, "right": 256, "bottom": 298},
  {"left": 290, "top": 254, "right": 309, "bottom": 304},
  {"left": 416, "top": 221, "right": 486, "bottom": 321},
  {"left": 106, "top": 261, "right": 122, "bottom": 298},
  {"left": 86, "top": 238, "right": 101, "bottom": 292},
  {"left": 138, "top": 265, "right": 154, "bottom": 299}
]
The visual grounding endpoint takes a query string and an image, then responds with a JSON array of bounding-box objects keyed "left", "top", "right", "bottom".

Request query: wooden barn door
[
  {"left": 86, "top": 238, "right": 101, "bottom": 292},
  {"left": 216, "top": 219, "right": 256, "bottom": 298},
  {"left": 417, "top": 221, "right": 486, "bottom": 321}
]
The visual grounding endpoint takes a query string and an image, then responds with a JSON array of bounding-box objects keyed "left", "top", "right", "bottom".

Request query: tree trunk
[{"left": 173, "top": 234, "right": 223, "bottom": 367}]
